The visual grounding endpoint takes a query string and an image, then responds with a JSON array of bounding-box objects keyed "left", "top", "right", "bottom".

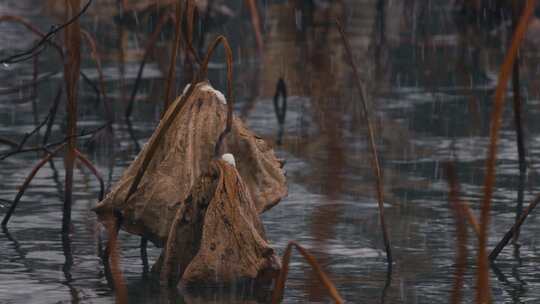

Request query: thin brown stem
[
  {"left": 125, "top": 13, "right": 173, "bottom": 121},
  {"left": 197, "top": 36, "right": 234, "bottom": 157},
  {"left": 244, "top": 0, "right": 264, "bottom": 55},
  {"left": 271, "top": 241, "right": 344, "bottom": 304},
  {"left": 102, "top": 212, "right": 128, "bottom": 304},
  {"left": 0, "top": 16, "right": 64, "bottom": 60},
  {"left": 489, "top": 193, "right": 540, "bottom": 261},
  {"left": 476, "top": 1, "right": 535, "bottom": 302},
  {"left": 462, "top": 201, "right": 481, "bottom": 238},
  {"left": 445, "top": 163, "right": 468, "bottom": 304},
  {"left": 62, "top": 0, "right": 82, "bottom": 235},
  {"left": 75, "top": 149, "right": 105, "bottom": 201},
  {"left": 43, "top": 86, "right": 63, "bottom": 145},
  {"left": 1, "top": 144, "right": 65, "bottom": 227},
  {"left": 0, "top": 137, "right": 18, "bottom": 148},
  {"left": 185, "top": 0, "right": 201, "bottom": 64},
  {"left": 163, "top": 1, "right": 184, "bottom": 114},
  {"left": 511, "top": 0, "right": 527, "bottom": 244},
  {"left": 80, "top": 30, "right": 114, "bottom": 126},
  {"left": 336, "top": 19, "right": 392, "bottom": 269}
]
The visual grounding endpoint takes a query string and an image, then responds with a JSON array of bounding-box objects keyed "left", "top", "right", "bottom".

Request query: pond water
[{"left": 1, "top": 0, "right": 540, "bottom": 303}]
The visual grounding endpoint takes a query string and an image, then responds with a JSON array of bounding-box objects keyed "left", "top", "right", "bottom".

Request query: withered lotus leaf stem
[
  {"left": 163, "top": 1, "right": 184, "bottom": 113},
  {"left": 271, "top": 241, "right": 344, "bottom": 304},
  {"left": 490, "top": 193, "right": 540, "bottom": 261},
  {"left": 336, "top": 19, "right": 392, "bottom": 269},
  {"left": 2, "top": 144, "right": 66, "bottom": 227},
  {"left": 445, "top": 163, "right": 468, "bottom": 304},
  {"left": 62, "top": 0, "right": 82, "bottom": 234},
  {"left": 476, "top": 1, "right": 535, "bottom": 302}
]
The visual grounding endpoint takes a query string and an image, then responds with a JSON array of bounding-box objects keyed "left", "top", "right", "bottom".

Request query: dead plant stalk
[
  {"left": 336, "top": 20, "right": 392, "bottom": 269},
  {"left": 62, "top": 0, "right": 82, "bottom": 234},
  {"left": 445, "top": 163, "right": 468, "bottom": 304},
  {"left": 476, "top": 1, "right": 536, "bottom": 302},
  {"left": 271, "top": 241, "right": 344, "bottom": 304}
]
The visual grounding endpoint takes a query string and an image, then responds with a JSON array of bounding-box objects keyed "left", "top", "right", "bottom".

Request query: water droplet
[{"left": 2, "top": 62, "right": 9, "bottom": 69}]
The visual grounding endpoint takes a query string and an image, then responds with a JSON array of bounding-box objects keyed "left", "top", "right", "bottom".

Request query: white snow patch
[
  {"left": 200, "top": 83, "right": 227, "bottom": 105},
  {"left": 221, "top": 153, "right": 236, "bottom": 167},
  {"left": 182, "top": 82, "right": 227, "bottom": 105}
]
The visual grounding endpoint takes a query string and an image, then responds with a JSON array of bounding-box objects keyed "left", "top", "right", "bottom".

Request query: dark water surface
[{"left": 1, "top": 0, "right": 540, "bottom": 303}]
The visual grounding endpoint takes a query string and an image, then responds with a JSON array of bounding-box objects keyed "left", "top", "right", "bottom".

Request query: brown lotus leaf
[
  {"left": 94, "top": 81, "right": 287, "bottom": 246},
  {"left": 161, "top": 159, "right": 280, "bottom": 286}
]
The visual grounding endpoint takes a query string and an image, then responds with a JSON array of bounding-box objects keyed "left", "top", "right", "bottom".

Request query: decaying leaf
[
  {"left": 94, "top": 81, "right": 286, "bottom": 276},
  {"left": 161, "top": 159, "right": 281, "bottom": 286}
]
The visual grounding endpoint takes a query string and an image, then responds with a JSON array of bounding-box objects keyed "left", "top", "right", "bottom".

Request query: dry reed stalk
[
  {"left": 445, "top": 163, "right": 468, "bottom": 304},
  {"left": 511, "top": 0, "right": 526, "bottom": 172},
  {"left": 462, "top": 201, "right": 480, "bottom": 238},
  {"left": 1, "top": 124, "right": 108, "bottom": 160},
  {"left": 1, "top": 144, "right": 65, "bottom": 227},
  {"left": 198, "top": 36, "right": 234, "bottom": 156},
  {"left": 184, "top": 0, "right": 201, "bottom": 64},
  {"left": 273, "top": 78, "right": 287, "bottom": 145},
  {"left": 271, "top": 241, "right": 344, "bottom": 304},
  {"left": 245, "top": 0, "right": 264, "bottom": 55},
  {"left": 186, "top": 0, "right": 196, "bottom": 50},
  {"left": 75, "top": 149, "right": 104, "bottom": 201},
  {"left": 511, "top": 0, "right": 527, "bottom": 244},
  {"left": 490, "top": 193, "right": 540, "bottom": 261},
  {"left": 80, "top": 30, "right": 114, "bottom": 125},
  {"left": 43, "top": 86, "right": 63, "bottom": 145},
  {"left": 0, "top": 137, "right": 18, "bottom": 147},
  {"left": 0, "top": 71, "right": 59, "bottom": 95},
  {"left": 163, "top": 1, "right": 184, "bottom": 113},
  {"left": 31, "top": 52, "right": 40, "bottom": 130},
  {"left": 103, "top": 212, "right": 128, "bottom": 304},
  {"left": 0, "top": 16, "right": 64, "bottom": 58},
  {"left": 0, "top": 15, "right": 95, "bottom": 93},
  {"left": 62, "top": 0, "right": 82, "bottom": 234},
  {"left": 476, "top": 1, "right": 536, "bottom": 302},
  {"left": 14, "top": 111, "right": 52, "bottom": 151},
  {"left": 125, "top": 13, "right": 173, "bottom": 121},
  {"left": 140, "top": 237, "right": 149, "bottom": 274},
  {"left": 0, "top": 0, "right": 91, "bottom": 64},
  {"left": 336, "top": 20, "right": 392, "bottom": 268}
]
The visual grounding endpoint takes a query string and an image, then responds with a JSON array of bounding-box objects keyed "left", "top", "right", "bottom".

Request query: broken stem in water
[
  {"left": 336, "top": 19, "right": 392, "bottom": 270},
  {"left": 489, "top": 193, "right": 540, "bottom": 261},
  {"left": 271, "top": 241, "right": 344, "bottom": 304}
]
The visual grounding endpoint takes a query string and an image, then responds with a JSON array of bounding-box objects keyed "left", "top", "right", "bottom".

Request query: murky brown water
[{"left": 1, "top": 0, "right": 540, "bottom": 303}]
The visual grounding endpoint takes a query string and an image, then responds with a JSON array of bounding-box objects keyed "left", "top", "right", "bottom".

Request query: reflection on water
[{"left": 1, "top": 0, "right": 540, "bottom": 303}]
